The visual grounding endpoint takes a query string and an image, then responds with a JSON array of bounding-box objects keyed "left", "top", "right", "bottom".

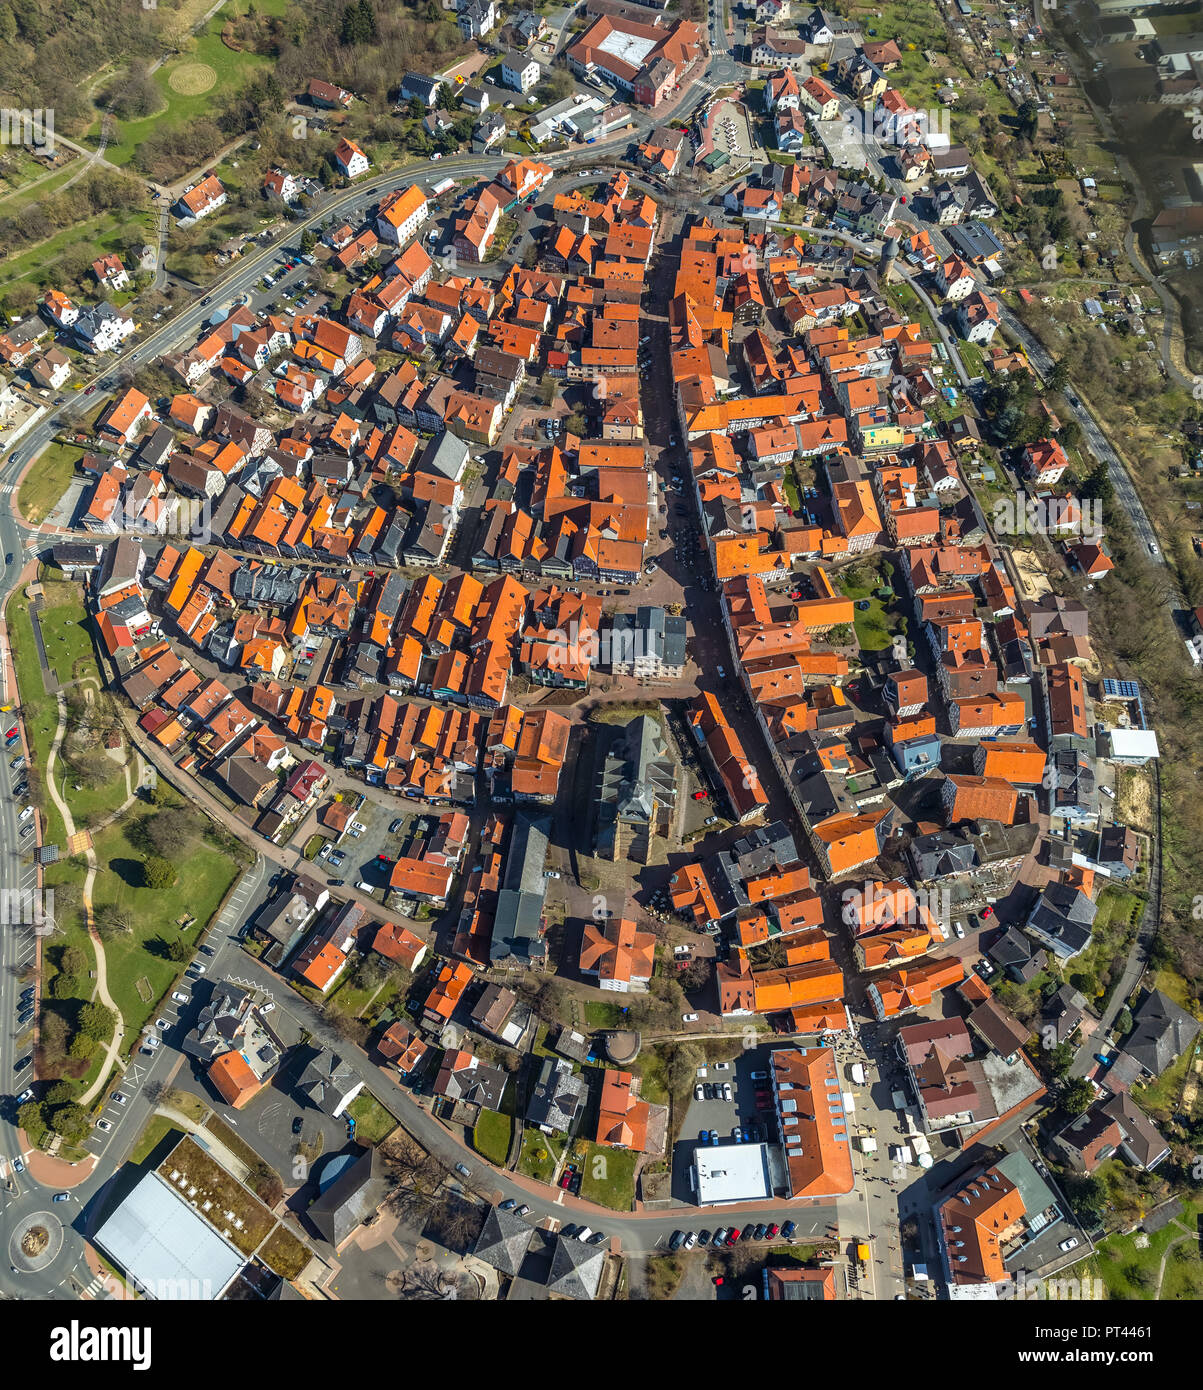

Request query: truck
[
  {"left": 431, "top": 176, "right": 457, "bottom": 197},
  {"left": 855, "top": 1242, "right": 871, "bottom": 1270}
]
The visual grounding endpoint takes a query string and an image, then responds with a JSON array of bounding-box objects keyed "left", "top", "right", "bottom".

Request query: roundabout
[{"left": 8, "top": 1210, "right": 65, "bottom": 1275}]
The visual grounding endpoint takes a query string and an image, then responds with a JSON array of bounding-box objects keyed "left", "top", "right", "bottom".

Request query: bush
[
  {"left": 78, "top": 1001, "right": 116, "bottom": 1042},
  {"left": 142, "top": 856, "right": 177, "bottom": 890}
]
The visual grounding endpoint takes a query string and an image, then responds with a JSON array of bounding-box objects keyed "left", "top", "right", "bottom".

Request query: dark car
[
  {"left": 669, "top": 1230, "right": 685, "bottom": 1251},
  {"left": 292, "top": 1117, "right": 303, "bottom": 1135},
  {"left": 698, "top": 1229, "right": 712, "bottom": 1245},
  {"left": 781, "top": 1221, "right": 797, "bottom": 1239},
  {"left": 740, "top": 1226, "right": 754, "bottom": 1242},
  {"left": 754, "top": 1224, "right": 768, "bottom": 1240}
]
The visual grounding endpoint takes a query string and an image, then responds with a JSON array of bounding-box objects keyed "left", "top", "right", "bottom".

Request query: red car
[
  {"left": 725, "top": 1228, "right": 740, "bottom": 1246},
  {"left": 526, "top": 203, "right": 535, "bottom": 211},
  {"left": 766, "top": 1223, "right": 779, "bottom": 1239},
  {"left": 691, "top": 790, "right": 708, "bottom": 801},
  {"left": 559, "top": 1167, "right": 575, "bottom": 1190},
  {"left": 981, "top": 905, "right": 994, "bottom": 918}
]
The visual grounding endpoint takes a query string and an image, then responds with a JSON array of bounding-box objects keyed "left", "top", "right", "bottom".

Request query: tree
[
  {"left": 49, "top": 1101, "right": 91, "bottom": 1145},
  {"left": 59, "top": 946, "right": 87, "bottom": 980},
  {"left": 78, "top": 1001, "right": 116, "bottom": 1042},
  {"left": 142, "top": 856, "right": 177, "bottom": 890},
  {"left": 1115, "top": 1006, "right": 1133, "bottom": 1037},
  {"left": 50, "top": 973, "right": 77, "bottom": 1000},
  {"left": 828, "top": 623, "right": 853, "bottom": 645},
  {"left": 165, "top": 936, "right": 190, "bottom": 962},
  {"left": 17, "top": 1101, "right": 43, "bottom": 1133},
  {"left": 1060, "top": 1077, "right": 1094, "bottom": 1117},
  {"left": 43, "top": 1080, "right": 73, "bottom": 1107},
  {"left": 69, "top": 1032, "right": 95, "bottom": 1059},
  {"left": 97, "top": 905, "right": 134, "bottom": 940},
  {"left": 1048, "top": 358, "right": 1070, "bottom": 393}
]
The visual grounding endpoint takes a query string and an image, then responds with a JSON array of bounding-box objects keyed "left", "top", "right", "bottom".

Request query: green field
[
  {"left": 85, "top": 8, "right": 278, "bottom": 169},
  {"left": 0, "top": 202, "right": 153, "bottom": 296},
  {"left": 88, "top": 814, "right": 243, "bottom": 1042},
  {"left": 517, "top": 1127, "right": 560, "bottom": 1184},
  {"left": 18, "top": 444, "right": 82, "bottom": 526},
  {"left": 838, "top": 564, "right": 901, "bottom": 653},
  {"left": 346, "top": 1090, "right": 399, "bottom": 1145},
  {"left": 576, "top": 1140, "right": 638, "bottom": 1211},
  {"left": 473, "top": 1108, "right": 512, "bottom": 1165}
]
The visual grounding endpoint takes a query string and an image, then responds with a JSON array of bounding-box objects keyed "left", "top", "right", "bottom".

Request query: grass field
[
  {"left": 838, "top": 563, "right": 901, "bottom": 652},
  {"left": 473, "top": 1108, "right": 512, "bottom": 1165},
  {"left": 346, "top": 1090, "right": 399, "bottom": 1145},
  {"left": 18, "top": 444, "right": 82, "bottom": 526},
  {"left": 576, "top": 1140, "right": 638, "bottom": 1211},
  {"left": 85, "top": 7, "right": 278, "bottom": 169},
  {"left": 0, "top": 203, "right": 153, "bottom": 295},
  {"left": 88, "top": 814, "right": 242, "bottom": 1044},
  {"left": 517, "top": 1127, "right": 560, "bottom": 1184}
]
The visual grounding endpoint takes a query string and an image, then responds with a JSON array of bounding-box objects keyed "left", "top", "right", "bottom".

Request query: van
[
  {"left": 575, "top": 1226, "right": 594, "bottom": 1242},
  {"left": 356, "top": 881, "right": 374, "bottom": 893}
]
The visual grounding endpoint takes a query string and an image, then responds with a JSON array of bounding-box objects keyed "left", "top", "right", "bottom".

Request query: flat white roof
[
  {"left": 597, "top": 30, "right": 658, "bottom": 68},
  {"left": 693, "top": 1142, "right": 773, "bottom": 1205},
  {"left": 94, "top": 1170, "right": 245, "bottom": 1300},
  {"left": 1108, "top": 728, "right": 1159, "bottom": 759}
]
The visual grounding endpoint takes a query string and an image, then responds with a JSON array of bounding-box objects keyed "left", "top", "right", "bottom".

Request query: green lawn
[
  {"left": 517, "top": 1127, "right": 560, "bottom": 1184},
  {"left": 584, "top": 1000, "right": 623, "bottom": 1029},
  {"left": 576, "top": 1140, "right": 638, "bottom": 1212},
  {"left": 0, "top": 203, "right": 153, "bottom": 295},
  {"left": 37, "top": 579, "right": 100, "bottom": 689},
  {"left": 346, "top": 1090, "right": 399, "bottom": 1145},
  {"left": 129, "top": 1115, "right": 183, "bottom": 1166},
  {"left": 1086, "top": 1189, "right": 1203, "bottom": 1300},
  {"left": 837, "top": 565, "right": 901, "bottom": 653},
  {"left": 88, "top": 814, "right": 243, "bottom": 1044},
  {"left": 18, "top": 444, "right": 82, "bottom": 526},
  {"left": 84, "top": 8, "right": 278, "bottom": 168},
  {"left": 473, "top": 1108, "right": 512, "bottom": 1165}
]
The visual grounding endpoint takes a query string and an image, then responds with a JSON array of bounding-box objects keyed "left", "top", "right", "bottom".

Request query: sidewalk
[{"left": 18, "top": 1131, "right": 98, "bottom": 1188}]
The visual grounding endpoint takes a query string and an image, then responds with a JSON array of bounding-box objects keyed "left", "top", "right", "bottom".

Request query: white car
[
  {"left": 112, "top": 1092, "right": 128, "bottom": 1105},
  {"left": 722, "top": 1083, "right": 733, "bottom": 1102},
  {"left": 188, "top": 963, "right": 207, "bottom": 975},
  {"left": 682, "top": 1012, "right": 699, "bottom": 1023},
  {"left": 171, "top": 991, "right": 189, "bottom": 1003},
  {"left": 18, "top": 806, "right": 32, "bottom": 821},
  {"left": 544, "top": 870, "right": 561, "bottom": 880},
  {"left": 1058, "top": 1237, "right": 1080, "bottom": 1253},
  {"left": 694, "top": 1083, "right": 705, "bottom": 1100},
  {"left": 145, "top": 1036, "right": 161, "bottom": 1049},
  {"left": 96, "top": 1120, "right": 113, "bottom": 1133}
]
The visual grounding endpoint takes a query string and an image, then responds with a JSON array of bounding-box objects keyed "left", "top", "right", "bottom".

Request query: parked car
[
  {"left": 171, "top": 991, "right": 189, "bottom": 1003},
  {"left": 725, "top": 1228, "right": 740, "bottom": 1246},
  {"left": 112, "top": 1092, "right": 127, "bottom": 1106},
  {"left": 515, "top": 1205, "right": 529, "bottom": 1217},
  {"left": 682, "top": 1231, "right": 697, "bottom": 1250},
  {"left": 669, "top": 1230, "right": 685, "bottom": 1251},
  {"left": 766, "top": 1223, "right": 780, "bottom": 1238},
  {"left": 12, "top": 1157, "right": 24, "bottom": 1173},
  {"left": 682, "top": 1012, "right": 699, "bottom": 1023},
  {"left": 454, "top": 1162, "right": 471, "bottom": 1178},
  {"left": 52, "top": 1192, "right": 70, "bottom": 1203},
  {"left": 694, "top": 1083, "right": 705, "bottom": 1101},
  {"left": 16, "top": 1088, "right": 33, "bottom": 1105},
  {"left": 722, "top": 1082, "right": 733, "bottom": 1102},
  {"left": 499, "top": 1198, "right": 517, "bottom": 1211},
  {"left": 781, "top": 1221, "right": 797, "bottom": 1239},
  {"left": 96, "top": 1119, "right": 112, "bottom": 1133},
  {"left": 1059, "top": 1237, "right": 1080, "bottom": 1252}
]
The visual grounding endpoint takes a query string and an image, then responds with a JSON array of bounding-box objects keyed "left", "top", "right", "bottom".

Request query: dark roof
[
  {"left": 545, "top": 1233, "right": 606, "bottom": 1299},
  {"left": 473, "top": 1205, "right": 536, "bottom": 1275},
  {"left": 308, "top": 1146, "right": 388, "bottom": 1248},
  {"left": 1119, "top": 989, "right": 1199, "bottom": 1078}
]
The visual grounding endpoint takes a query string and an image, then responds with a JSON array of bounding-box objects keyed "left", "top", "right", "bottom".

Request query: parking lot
[{"left": 311, "top": 797, "right": 419, "bottom": 897}]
